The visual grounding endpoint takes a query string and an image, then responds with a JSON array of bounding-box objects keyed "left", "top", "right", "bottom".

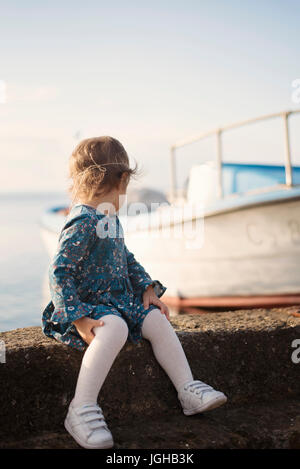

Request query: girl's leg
[
  {"left": 141, "top": 308, "right": 194, "bottom": 392},
  {"left": 72, "top": 314, "right": 128, "bottom": 407}
]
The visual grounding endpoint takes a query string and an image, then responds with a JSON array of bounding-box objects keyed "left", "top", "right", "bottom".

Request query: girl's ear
[{"left": 119, "top": 172, "right": 129, "bottom": 191}]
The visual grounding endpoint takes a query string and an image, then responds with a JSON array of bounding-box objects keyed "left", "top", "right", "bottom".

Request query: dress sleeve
[
  {"left": 48, "top": 215, "right": 98, "bottom": 324},
  {"left": 125, "top": 244, "right": 167, "bottom": 299}
]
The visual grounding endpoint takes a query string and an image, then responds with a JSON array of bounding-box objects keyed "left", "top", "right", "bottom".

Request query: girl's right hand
[{"left": 72, "top": 317, "right": 105, "bottom": 345}]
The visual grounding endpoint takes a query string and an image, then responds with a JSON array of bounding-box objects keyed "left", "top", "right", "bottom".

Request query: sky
[{"left": 0, "top": 0, "right": 300, "bottom": 194}]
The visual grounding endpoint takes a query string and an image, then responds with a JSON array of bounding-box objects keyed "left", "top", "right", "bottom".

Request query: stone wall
[{"left": 0, "top": 307, "right": 299, "bottom": 443}]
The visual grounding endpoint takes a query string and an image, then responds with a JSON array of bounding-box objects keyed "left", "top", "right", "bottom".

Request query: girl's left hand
[{"left": 143, "top": 285, "right": 170, "bottom": 321}]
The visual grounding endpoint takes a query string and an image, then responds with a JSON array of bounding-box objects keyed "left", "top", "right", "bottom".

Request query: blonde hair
[{"left": 69, "top": 136, "right": 139, "bottom": 203}]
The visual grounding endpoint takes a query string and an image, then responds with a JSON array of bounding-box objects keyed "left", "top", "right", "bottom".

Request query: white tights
[{"left": 72, "top": 309, "right": 194, "bottom": 407}]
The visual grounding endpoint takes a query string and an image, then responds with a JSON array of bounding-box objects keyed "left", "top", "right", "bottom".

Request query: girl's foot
[
  {"left": 64, "top": 401, "right": 114, "bottom": 449},
  {"left": 178, "top": 380, "right": 227, "bottom": 416}
]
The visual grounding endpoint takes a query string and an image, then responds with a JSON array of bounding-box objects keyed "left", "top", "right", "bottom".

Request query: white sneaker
[
  {"left": 64, "top": 401, "right": 114, "bottom": 449},
  {"left": 178, "top": 380, "right": 227, "bottom": 416}
]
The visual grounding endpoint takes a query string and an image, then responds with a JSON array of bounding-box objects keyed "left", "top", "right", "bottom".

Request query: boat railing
[{"left": 169, "top": 109, "right": 300, "bottom": 203}]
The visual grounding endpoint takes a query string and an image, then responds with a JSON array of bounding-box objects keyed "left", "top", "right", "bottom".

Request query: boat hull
[
  {"left": 40, "top": 193, "right": 300, "bottom": 307},
  {"left": 124, "top": 197, "right": 300, "bottom": 300}
]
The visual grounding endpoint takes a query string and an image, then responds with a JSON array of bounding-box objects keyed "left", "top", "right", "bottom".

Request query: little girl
[{"left": 42, "top": 136, "right": 227, "bottom": 449}]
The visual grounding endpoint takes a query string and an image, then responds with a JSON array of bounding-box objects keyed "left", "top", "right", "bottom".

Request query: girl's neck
[{"left": 78, "top": 191, "right": 120, "bottom": 215}]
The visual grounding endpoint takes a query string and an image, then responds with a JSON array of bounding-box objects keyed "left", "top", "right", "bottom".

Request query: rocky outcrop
[{"left": 0, "top": 306, "right": 299, "bottom": 448}]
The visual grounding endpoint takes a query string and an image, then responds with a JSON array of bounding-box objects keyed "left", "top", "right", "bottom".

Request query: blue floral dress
[{"left": 42, "top": 204, "right": 167, "bottom": 351}]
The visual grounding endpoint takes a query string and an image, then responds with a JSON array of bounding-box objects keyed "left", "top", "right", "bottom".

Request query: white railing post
[
  {"left": 170, "top": 146, "right": 176, "bottom": 203},
  {"left": 216, "top": 129, "right": 223, "bottom": 198},
  {"left": 283, "top": 112, "right": 293, "bottom": 187}
]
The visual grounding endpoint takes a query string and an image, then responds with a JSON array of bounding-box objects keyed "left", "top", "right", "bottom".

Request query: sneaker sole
[
  {"left": 183, "top": 394, "right": 227, "bottom": 416},
  {"left": 64, "top": 419, "right": 114, "bottom": 449}
]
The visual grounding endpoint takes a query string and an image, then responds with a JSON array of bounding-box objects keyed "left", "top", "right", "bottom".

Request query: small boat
[{"left": 40, "top": 109, "right": 300, "bottom": 308}]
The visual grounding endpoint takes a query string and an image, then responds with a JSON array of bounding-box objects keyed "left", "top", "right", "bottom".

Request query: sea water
[{"left": 0, "top": 192, "right": 68, "bottom": 332}]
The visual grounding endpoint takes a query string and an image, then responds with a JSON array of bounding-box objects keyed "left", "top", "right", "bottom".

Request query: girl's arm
[
  {"left": 48, "top": 214, "right": 98, "bottom": 324},
  {"left": 124, "top": 245, "right": 167, "bottom": 299}
]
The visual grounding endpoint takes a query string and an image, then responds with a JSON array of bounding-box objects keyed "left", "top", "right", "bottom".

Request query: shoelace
[
  {"left": 183, "top": 381, "right": 214, "bottom": 397},
  {"left": 77, "top": 404, "right": 108, "bottom": 438}
]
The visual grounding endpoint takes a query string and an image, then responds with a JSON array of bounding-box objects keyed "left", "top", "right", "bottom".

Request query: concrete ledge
[
  {"left": 0, "top": 307, "right": 299, "bottom": 444},
  {"left": 2, "top": 400, "right": 300, "bottom": 449}
]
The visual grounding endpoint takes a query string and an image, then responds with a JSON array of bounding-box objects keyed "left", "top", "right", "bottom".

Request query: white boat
[{"left": 40, "top": 109, "right": 300, "bottom": 308}]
